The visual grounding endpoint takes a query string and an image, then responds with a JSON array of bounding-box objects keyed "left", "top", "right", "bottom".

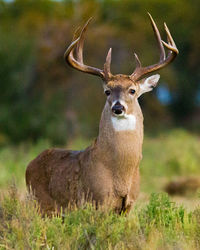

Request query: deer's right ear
[{"left": 138, "top": 74, "right": 160, "bottom": 97}]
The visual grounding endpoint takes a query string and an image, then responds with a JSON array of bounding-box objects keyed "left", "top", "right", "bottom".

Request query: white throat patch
[{"left": 111, "top": 114, "right": 136, "bottom": 131}]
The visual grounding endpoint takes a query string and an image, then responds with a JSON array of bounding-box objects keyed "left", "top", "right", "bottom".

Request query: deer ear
[{"left": 138, "top": 74, "right": 160, "bottom": 97}]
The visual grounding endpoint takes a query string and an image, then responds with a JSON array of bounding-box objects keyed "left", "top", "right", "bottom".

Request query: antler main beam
[
  {"left": 64, "top": 18, "right": 103, "bottom": 78},
  {"left": 130, "top": 13, "right": 179, "bottom": 81},
  {"left": 64, "top": 18, "right": 112, "bottom": 80}
]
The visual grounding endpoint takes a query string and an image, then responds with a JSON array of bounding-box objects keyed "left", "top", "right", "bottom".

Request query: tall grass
[{"left": 0, "top": 186, "right": 199, "bottom": 249}]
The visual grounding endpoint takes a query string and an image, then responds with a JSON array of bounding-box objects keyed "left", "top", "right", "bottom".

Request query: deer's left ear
[{"left": 138, "top": 74, "right": 160, "bottom": 97}]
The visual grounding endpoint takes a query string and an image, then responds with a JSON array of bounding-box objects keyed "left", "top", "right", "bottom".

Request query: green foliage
[
  {"left": 139, "top": 193, "right": 185, "bottom": 233},
  {"left": 0, "top": 28, "right": 69, "bottom": 144},
  {"left": 0, "top": 187, "right": 199, "bottom": 249},
  {"left": 0, "top": 29, "right": 33, "bottom": 143}
]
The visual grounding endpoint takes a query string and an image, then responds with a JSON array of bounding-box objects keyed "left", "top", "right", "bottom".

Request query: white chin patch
[{"left": 111, "top": 114, "right": 136, "bottom": 131}]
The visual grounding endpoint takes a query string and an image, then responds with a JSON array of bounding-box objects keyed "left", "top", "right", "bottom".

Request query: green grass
[
  {"left": 0, "top": 187, "right": 199, "bottom": 249},
  {"left": 0, "top": 129, "right": 200, "bottom": 249}
]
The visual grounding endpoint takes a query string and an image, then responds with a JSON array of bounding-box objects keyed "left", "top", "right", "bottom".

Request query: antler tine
[
  {"left": 104, "top": 48, "right": 113, "bottom": 79},
  {"left": 134, "top": 52, "right": 142, "bottom": 68},
  {"left": 163, "top": 23, "right": 178, "bottom": 50},
  {"left": 64, "top": 36, "right": 80, "bottom": 62},
  {"left": 75, "top": 17, "right": 92, "bottom": 63},
  {"left": 131, "top": 14, "right": 178, "bottom": 81},
  {"left": 148, "top": 13, "right": 166, "bottom": 61},
  {"left": 64, "top": 18, "right": 104, "bottom": 79}
]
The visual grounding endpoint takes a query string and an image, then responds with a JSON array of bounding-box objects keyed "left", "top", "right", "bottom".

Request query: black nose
[{"left": 112, "top": 101, "right": 125, "bottom": 115}]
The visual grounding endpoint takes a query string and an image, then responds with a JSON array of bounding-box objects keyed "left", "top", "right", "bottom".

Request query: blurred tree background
[{"left": 0, "top": 0, "right": 200, "bottom": 145}]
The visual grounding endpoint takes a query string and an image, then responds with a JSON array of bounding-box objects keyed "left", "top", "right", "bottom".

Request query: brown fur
[{"left": 26, "top": 74, "right": 156, "bottom": 215}]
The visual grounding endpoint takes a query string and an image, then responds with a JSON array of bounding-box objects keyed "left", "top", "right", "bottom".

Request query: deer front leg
[{"left": 120, "top": 167, "right": 140, "bottom": 214}]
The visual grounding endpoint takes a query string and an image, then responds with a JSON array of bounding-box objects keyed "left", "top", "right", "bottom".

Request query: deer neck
[{"left": 95, "top": 101, "right": 144, "bottom": 179}]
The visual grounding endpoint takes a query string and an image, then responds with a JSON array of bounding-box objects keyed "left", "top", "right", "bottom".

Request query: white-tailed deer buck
[{"left": 26, "top": 14, "right": 178, "bottom": 215}]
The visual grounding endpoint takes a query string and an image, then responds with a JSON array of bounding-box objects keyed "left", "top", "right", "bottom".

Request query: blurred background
[
  {"left": 0, "top": 0, "right": 200, "bottom": 201},
  {"left": 0, "top": 0, "right": 200, "bottom": 145}
]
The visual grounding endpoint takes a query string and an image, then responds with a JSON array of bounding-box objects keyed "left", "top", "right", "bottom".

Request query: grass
[
  {"left": 0, "top": 129, "right": 200, "bottom": 249},
  {"left": 0, "top": 187, "right": 200, "bottom": 249}
]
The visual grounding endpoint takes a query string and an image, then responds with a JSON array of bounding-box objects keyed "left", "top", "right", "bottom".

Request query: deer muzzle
[{"left": 111, "top": 101, "right": 125, "bottom": 116}]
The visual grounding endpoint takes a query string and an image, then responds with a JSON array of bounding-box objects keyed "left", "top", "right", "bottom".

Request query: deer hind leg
[
  {"left": 28, "top": 183, "right": 60, "bottom": 216},
  {"left": 26, "top": 161, "right": 59, "bottom": 216}
]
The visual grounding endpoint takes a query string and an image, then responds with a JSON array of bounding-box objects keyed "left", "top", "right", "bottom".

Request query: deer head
[{"left": 64, "top": 14, "right": 178, "bottom": 122}]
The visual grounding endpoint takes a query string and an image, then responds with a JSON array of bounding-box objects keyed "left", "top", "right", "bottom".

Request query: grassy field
[{"left": 0, "top": 129, "right": 200, "bottom": 249}]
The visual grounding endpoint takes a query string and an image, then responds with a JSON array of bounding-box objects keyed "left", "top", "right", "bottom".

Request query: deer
[{"left": 26, "top": 14, "right": 178, "bottom": 215}]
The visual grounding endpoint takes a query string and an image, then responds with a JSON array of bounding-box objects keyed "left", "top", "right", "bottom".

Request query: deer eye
[
  {"left": 105, "top": 90, "right": 111, "bottom": 96},
  {"left": 129, "top": 89, "right": 136, "bottom": 95}
]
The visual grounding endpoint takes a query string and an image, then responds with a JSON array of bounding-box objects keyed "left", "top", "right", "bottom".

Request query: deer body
[
  {"left": 26, "top": 82, "right": 143, "bottom": 214},
  {"left": 26, "top": 15, "right": 178, "bottom": 215}
]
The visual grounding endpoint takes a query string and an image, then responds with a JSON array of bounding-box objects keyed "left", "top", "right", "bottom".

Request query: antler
[
  {"left": 65, "top": 15, "right": 178, "bottom": 82},
  {"left": 64, "top": 18, "right": 112, "bottom": 80},
  {"left": 130, "top": 13, "right": 179, "bottom": 81}
]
